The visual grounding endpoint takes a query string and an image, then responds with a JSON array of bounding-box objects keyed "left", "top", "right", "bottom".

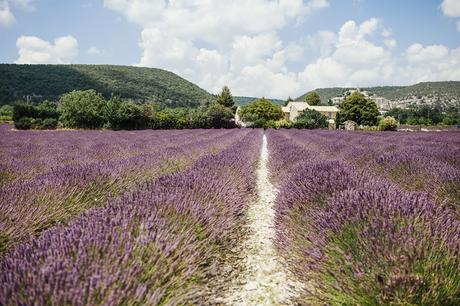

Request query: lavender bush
[
  {"left": 0, "top": 126, "right": 245, "bottom": 252},
  {"left": 0, "top": 128, "right": 262, "bottom": 304},
  {"left": 268, "top": 130, "right": 460, "bottom": 304}
]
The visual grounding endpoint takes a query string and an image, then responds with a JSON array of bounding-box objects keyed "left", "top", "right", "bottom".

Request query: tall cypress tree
[{"left": 216, "top": 86, "right": 234, "bottom": 108}]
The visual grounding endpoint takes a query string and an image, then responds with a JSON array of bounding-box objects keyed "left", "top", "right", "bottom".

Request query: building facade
[{"left": 282, "top": 102, "right": 339, "bottom": 124}]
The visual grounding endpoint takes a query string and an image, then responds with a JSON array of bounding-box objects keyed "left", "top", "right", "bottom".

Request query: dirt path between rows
[{"left": 223, "top": 134, "right": 301, "bottom": 305}]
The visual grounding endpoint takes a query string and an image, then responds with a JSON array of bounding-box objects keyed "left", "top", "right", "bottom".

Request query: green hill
[
  {"left": 296, "top": 81, "right": 460, "bottom": 104},
  {"left": 234, "top": 96, "right": 285, "bottom": 106},
  {"left": 0, "top": 64, "right": 215, "bottom": 108}
]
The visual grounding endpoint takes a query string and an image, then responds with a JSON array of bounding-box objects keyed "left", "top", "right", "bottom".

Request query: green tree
[
  {"left": 216, "top": 86, "right": 234, "bottom": 108},
  {"left": 240, "top": 98, "right": 283, "bottom": 124},
  {"left": 385, "top": 107, "right": 408, "bottom": 124},
  {"left": 152, "top": 108, "right": 189, "bottom": 129},
  {"left": 293, "top": 109, "right": 328, "bottom": 129},
  {"left": 379, "top": 116, "right": 398, "bottom": 131},
  {"left": 306, "top": 91, "right": 321, "bottom": 106},
  {"left": 188, "top": 107, "right": 210, "bottom": 128},
  {"left": 337, "top": 92, "right": 380, "bottom": 126},
  {"left": 206, "top": 103, "right": 235, "bottom": 128},
  {"left": 35, "top": 101, "right": 60, "bottom": 119},
  {"left": 13, "top": 104, "right": 38, "bottom": 122},
  {"left": 58, "top": 90, "right": 107, "bottom": 129},
  {"left": 0, "top": 105, "right": 13, "bottom": 117}
]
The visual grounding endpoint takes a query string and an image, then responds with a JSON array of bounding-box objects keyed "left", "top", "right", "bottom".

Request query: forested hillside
[
  {"left": 0, "top": 64, "right": 214, "bottom": 108},
  {"left": 234, "top": 96, "right": 284, "bottom": 106},
  {"left": 297, "top": 81, "right": 460, "bottom": 104}
]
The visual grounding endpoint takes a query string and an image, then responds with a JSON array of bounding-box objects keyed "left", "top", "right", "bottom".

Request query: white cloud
[
  {"left": 384, "top": 39, "right": 397, "bottom": 48},
  {"left": 0, "top": 0, "right": 34, "bottom": 27},
  {"left": 299, "top": 18, "right": 460, "bottom": 91},
  {"left": 104, "top": 0, "right": 329, "bottom": 98},
  {"left": 0, "top": 1, "right": 15, "bottom": 26},
  {"left": 441, "top": 0, "right": 460, "bottom": 32},
  {"left": 15, "top": 35, "right": 78, "bottom": 64},
  {"left": 406, "top": 43, "right": 449, "bottom": 62},
  {"left": 441, "top": 0, "right": 460, "bottom": 17},
  {"left": 105, "top": 1, "right": 460, "bottom": 98},
  {"left": 87, "top": 47, "right": 101, "bottom": 55},
  {"left": 307, "top": 30, "right": 337, "bottom": 56}
]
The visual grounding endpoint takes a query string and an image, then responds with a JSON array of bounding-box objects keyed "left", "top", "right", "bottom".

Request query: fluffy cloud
[
  {"left": 300, "top": 19, "right": 460, "bottom": 90},
  {"left": 299, "top": 18, "right": 395, "bottom": 89},
  {"left": 87, "top": 47, "right": 101, "bottom": 55},
  {"left": 441, "top": 0, "right": 460, "bottom": 17},
  {"left": 441, "top": 0, "right": 460, "bottom": 32},
  {"left": 15, "top": 35, "right": 78, "bottom": 64},
  {"left": 105, "top": 1, "right": 459, "bottom": 98},
  {"left": 0, "top": 1, "right": 15, "bottom": 26},
  {"left": 0, "top": 0, "right": 33, "bottom": 26},
  {"left": 300, "top": 17, "right": 459, "bottom": 91},
  {"left": 104, "top": 0, "right": 329, "bottom": 98}
]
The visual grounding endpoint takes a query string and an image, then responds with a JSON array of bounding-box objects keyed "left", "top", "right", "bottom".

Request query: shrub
[
  {"left": 14, "top": 117, "right": 32, "bottom": 130},
  {"left": 0, "top": 115, "right": 12, "bottom": 123},
  {"left": 0, "top": 105, "right": 13, "bottom": 117},
  {"left": 58, "top": 90, "right": 107, "bottom": 129},
  {"left": 31, "top": 118, "right": 43, "bottom": 129},
  {"left": 42, "top": 118, "right": 58, "bottom": 129},
  {"left": 293, "top": 109, "right": 328, "bottom": 129},
  {"left": 240, "top": 98, "right": 283, "bottom": 123},
  {"left": 305, "top": 91, "right": 321, "bottom": 106},
  {"left": 251, "top": 118, "right": 275, "bottom": 129},
  {"left": 336, "top": 92, "right": 380, "bottom": 126},
  {"left": 379, "top": 116, "right": 398, "bottom": 131},
  {"left": 13, "top": 104, "right": 38, "bottom": 122},
  {"left": 274, "top": 119, "right": 292, "bottom": 129}
]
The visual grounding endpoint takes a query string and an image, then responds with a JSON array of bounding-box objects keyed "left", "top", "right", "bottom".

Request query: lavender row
[
  {"left": 0, "top": 129, "right": 262, "bottom": 305},
  {"left": 0, "top": 124, "right": 216, "bottom": 184},
  {"left": 0, "top": 129, "right": 244, "bottom": 253},
  {"left": 267, "top": 130, "right": 460, "bottom": 304},
  {"left": 279, "top": 130, "right": 460, "bottom": 212}
]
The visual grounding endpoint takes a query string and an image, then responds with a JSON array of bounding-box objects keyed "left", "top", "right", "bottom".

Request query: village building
[
  {"left": 282, "top": 102, "right": 339, "bottom": 124},
  {"left": 330, "top": 88, "right": 392, "bottom": 111}
]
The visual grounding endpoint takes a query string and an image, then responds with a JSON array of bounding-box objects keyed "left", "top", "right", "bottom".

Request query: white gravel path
[{"left": 224, "top": 134, "right": 301, "bottom": 305}]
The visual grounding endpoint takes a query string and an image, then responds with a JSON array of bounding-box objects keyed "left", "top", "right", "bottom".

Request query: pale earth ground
[{"left": 221, "top": 134, "right": 303, "bottom": 306}]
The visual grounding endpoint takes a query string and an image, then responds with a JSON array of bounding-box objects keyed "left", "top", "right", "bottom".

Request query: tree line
[{"left": 11, "top": 87, "right": 236, "bottom": 130}]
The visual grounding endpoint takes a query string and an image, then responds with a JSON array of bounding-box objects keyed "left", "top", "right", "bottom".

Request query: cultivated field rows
[{"left": 0, "top": 126, "right": 459, "bottom": 305}]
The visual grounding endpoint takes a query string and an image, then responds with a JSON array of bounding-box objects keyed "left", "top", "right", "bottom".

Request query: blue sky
[{"left": 1, "top": 0, "right": 459, "bottom": 98}]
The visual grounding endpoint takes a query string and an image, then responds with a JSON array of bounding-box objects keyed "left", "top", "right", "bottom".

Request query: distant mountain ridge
[
  {"left": 234, "top": 96, "right": 285, "bottom": 106},
  {"left": 0, "top": 64, "right": 215, "bottom": 108},
  {"left": 296, "top": 81, "right": 460, "bottom": 106}
]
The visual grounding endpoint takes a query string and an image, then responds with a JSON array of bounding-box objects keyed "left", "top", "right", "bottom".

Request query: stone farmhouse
[{"left": 282, "top": 102, "right": 339, "bottom": 124}]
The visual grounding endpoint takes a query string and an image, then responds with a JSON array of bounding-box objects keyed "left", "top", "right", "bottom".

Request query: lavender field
[{"left": 1, "top": 124, "right": 459, "bottom": 305}]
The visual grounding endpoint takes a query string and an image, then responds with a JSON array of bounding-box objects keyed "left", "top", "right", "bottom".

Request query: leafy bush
[
  {"left": 13, "top": 104, "right": 38, "bottom": 122},
  {"left": 58, "top": 90, "right": 107, "bottom": 129},
  {"left": 240, "top": 98, "right": 283, "bottom": 123},
  {"left": 14, "top": 117, "right": 32, "bottom": 130},
  {"left": 42, "top": 118, "right": 58, "bottom": 129},
  {"left": 31, "top": 118, "right": 43, "bottom": 129},
  {"left": 251, "top": 119, "right": 275, "bottom": 129},
  {"left": 293, "top": 109, "right": 328, "bottom": 129},
  {"left": 336, "top": 92, "right": 380, "bottom": 126},
  {"left": 274, "top": 119, "right": 292, "bottom": 129},
  {"left": 0, "top": 116, "right": 12, "bottom": 123},
  {"left": 379, "top": 116, "right": 398, "bottom": 131},
  {"left": 305, "top": 91, "right": 321, "bottom": 106},
  {"left": 0, "top": 105, "right": 13, "bottom": 117},
  {"left": 206, "top": 103, "right": 235, "bottom": 129}
]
